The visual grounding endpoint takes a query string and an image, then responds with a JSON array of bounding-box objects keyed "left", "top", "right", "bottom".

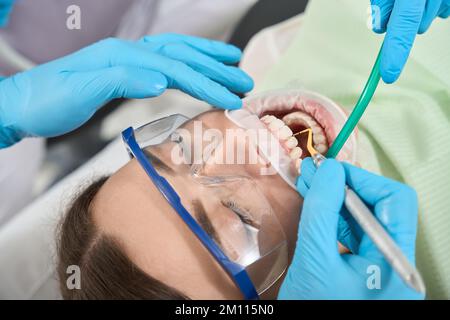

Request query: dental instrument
[{"left": 297, "top": 128, "right": 426, "bottom": 294}]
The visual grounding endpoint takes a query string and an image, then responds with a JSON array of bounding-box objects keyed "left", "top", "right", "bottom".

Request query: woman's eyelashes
[{"left": 221, "top": 200, "right": 259, "bottom": 229}]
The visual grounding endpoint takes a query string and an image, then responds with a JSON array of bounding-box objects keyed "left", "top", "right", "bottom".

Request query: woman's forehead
[{"left": 90, "top": 158, "right": 239, "bottom": 298}]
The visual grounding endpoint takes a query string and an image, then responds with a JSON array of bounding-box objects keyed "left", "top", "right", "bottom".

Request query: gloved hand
[
  {"left": 371, "top": 0, "right": 450, "bottom": 83},
  {"left": 0, "top": 0, "right": 14, "bottom": 27},
  {"left": 279, "top": 158, "right": 424, "bottom": 299},
  {"left": 0, "top": 34, "right": 253, "bottom": 148}
]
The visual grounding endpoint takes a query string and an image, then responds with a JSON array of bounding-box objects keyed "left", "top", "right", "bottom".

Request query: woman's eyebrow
[
  {"left": 143, "top": 149, "right": 174, "bottom": 173},
  {"left": 144, "top": 150, "right": 222, "bottom": 245},
  {"left": 192, "top": 200, "right": 223, "bottom": 248}
]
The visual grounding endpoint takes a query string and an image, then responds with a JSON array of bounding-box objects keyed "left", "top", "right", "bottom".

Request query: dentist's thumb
[
  {"left": 278, "top": 160, "right": 347, "bottom": 299},
  {"left": 295, "top": 159, "right": 346, "bottom": 264}
]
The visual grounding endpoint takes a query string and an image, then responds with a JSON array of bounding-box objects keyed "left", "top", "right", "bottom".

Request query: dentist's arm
[
  {"left": 0, "top": 34, "right": 253, "bottom": 148},
  {"left": 371, "top": 0, "right": 450, "bottom": 83},
  {"left": 279, "top": 159, "right": 424, "bottom": 299}
]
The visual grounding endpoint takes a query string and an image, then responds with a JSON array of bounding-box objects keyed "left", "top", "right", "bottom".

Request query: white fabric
[
  {"left": 117, "top": 0, "right": 257, "bottom": 41},
  {"left": 0, "top": 138, "right": 44, "bottom": 226}
]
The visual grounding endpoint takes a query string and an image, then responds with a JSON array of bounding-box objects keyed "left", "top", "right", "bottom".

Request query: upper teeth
[
  {"left": 259, "top": 111, "right": 329, "bottom": 172},
  {"left": 285, "top": 136, "right": 298, "bottom": 148},
  {"left": 276, "top": 126, "right": 293, "bottom": 140},
  {"left": 261, "top": 115, "right": 295, "bottom": 141},
  {"left": 268, "top": 118, "right": 285, "bottom": 131},
  {"left": 261, "top": 115, "right": 276, "bottom": 124}
]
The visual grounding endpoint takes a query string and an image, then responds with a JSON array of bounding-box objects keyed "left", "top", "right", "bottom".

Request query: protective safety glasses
[{"left": 121, "top": 114, "right": 288, "bottom": 299}]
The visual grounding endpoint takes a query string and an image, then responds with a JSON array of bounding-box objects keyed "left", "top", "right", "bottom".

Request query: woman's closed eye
[{"left": 221, "top": 200, "right": 260, "bottom": 229}]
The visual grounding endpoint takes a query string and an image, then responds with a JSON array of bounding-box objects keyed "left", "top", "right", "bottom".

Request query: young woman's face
[{"left": 91, "top": 110, "right": 303, "bottom": 299}]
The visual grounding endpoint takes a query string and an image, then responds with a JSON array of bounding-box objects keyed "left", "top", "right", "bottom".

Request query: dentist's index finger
[
  {"left": 381, "top": 0, "right": 426, "bottom": 83},
  {"left": 82, "top": 38, "right": 244, "bottom": 109},
  {"left": 141, "top": 33, "right": 243, "bottom": 64},
  {"left": 148, "top": 42, "right": 254, "bottom": 93},
  {"left": 295, "top": 157, "right": 316, "bottom": 197},
  {"left": 77, "top": 67, "right": 168, "bottom": 102},
  {"left": 297, "top": 158, "right": 361, "bottom": 252},
  {"left": 125, "top": 40, "right": 244, "bottom": 109}
]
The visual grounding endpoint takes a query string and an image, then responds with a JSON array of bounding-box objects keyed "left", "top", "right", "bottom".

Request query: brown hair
[{"left": 56, "top": 177, "right": 189, "bottom": 300}]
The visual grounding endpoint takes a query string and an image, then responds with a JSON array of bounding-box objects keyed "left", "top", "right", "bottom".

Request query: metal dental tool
[{"left": 296, "top": 128, "right": 426, "bottom": 294}]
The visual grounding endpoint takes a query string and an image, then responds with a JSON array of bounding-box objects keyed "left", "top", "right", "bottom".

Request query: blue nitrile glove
[
  {"left": 371, "top": 0, "right": 450, "bottom": 83},
  {"left": 0, "top": 33, "right": 254, "bottom": 148},
  {"left": 279, "top": 158, "right": 424, "bottom": 299},
  {"left": 0, "top": 0, "right": 14, "bottom": 27}
]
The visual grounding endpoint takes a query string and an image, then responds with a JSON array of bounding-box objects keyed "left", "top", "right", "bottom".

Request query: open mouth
[
  {"left": 259, "top": 105, "right": 332, "bottom": 171},
  {"left": 225, "top": 89, "right": 357, "bottom": 188}
]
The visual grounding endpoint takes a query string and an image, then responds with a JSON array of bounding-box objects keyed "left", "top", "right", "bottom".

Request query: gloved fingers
[
  {"left": 162, "top": 61, "right": 243, "bottom": 109},
  {"left": 53, "top": 35, "right": 242, "bottom": 71},
  {"left": 295, "top": 157, "right": 316, "bottom": 197},
  {"left": 341, "top": 162, "right": 419, "bottom": 262},
  {"left": 149, "top": 42, "right": 253, "bottom": 93},
  {"left": 297, "top": 159, "right": 345, "bottom": 262},
  {"left": 12, "top": 67, "right": 168, "bottom": 139},
  {"left": 141, "top": 33, "right": 242, "bottom": 64},
  {"left": 418, "top": 0, "right": 442, "bottom": 34},
  {"left": 371, "top": 0, "right": 395, "bottom": 33},
  {"left": 96, "top": 40, "right": 243, "bottom": 109},
  {"left": 342, "top": 162, "right": 407, "bottom": 206},
  {"left": 381, "top": 0, "right": 426, "bottom": 83},
  {"left": 76, "top": 67, "right": 168, "bottom": 103},
  {"left": 161, "top": 61, "right": 243, "bottom": 109},
  {"left": 296, "top": 157, "right": 361, "bottom": 252}
]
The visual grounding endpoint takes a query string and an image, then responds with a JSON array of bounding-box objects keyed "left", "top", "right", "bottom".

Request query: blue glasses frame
[{"left": 122, "top": 124, "right": 259, "bottom": 300}]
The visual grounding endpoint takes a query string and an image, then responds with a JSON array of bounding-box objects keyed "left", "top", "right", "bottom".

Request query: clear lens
[
  {"left": 134, "top": 114, "right": 288, "bottom": 295},
  {"left": 202, "top": 179, "right": 288, "bottom": 294},
  {"left": 134, "top": 114, "right": 189, "bottom": 147}
]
